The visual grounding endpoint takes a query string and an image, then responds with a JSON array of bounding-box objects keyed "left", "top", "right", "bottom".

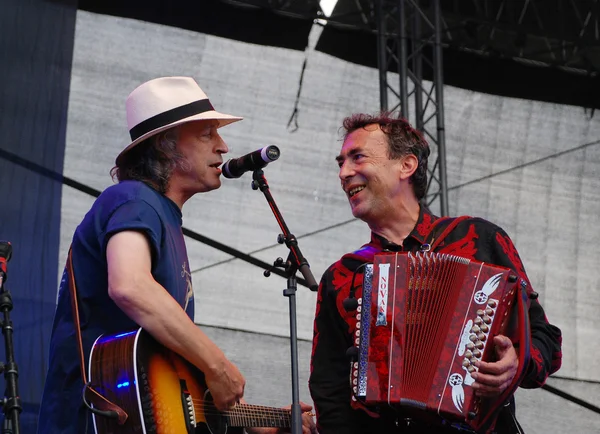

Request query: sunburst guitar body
[{"left": 89, "top": 328, "right": 291, "bottom": 434}]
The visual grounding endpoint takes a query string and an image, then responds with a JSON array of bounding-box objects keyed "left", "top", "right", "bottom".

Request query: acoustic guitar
[{"left": 88, "top": 328, "right": 292, "bottom": 434}]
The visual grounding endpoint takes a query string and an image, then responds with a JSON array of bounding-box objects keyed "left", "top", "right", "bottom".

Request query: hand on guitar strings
[
  {"left": 203, "top": 357, "right": 246, "bottom": 411},
  {"left": 470, "top": 335, "right": 519, "bottom": 397},
  {"left": 244, "top": 400, "right": 318, "bottom": 434}
]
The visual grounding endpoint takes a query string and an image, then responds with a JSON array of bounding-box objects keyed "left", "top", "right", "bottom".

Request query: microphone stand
[
  {"left": 251, "top": 170, "right": 318, "bottom": 434},
  {"left": 0, "top": 242, "right": 20, "bottom": 434}
]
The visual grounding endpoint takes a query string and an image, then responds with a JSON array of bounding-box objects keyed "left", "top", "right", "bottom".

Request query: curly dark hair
[
  {"left": 342, "top": 111, "right": 430, "bottom": 200},
  {"left": 110, "top": 127, "right": 189, "bottom": 194}
]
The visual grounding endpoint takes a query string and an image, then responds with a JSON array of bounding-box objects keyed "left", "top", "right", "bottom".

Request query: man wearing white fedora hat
[{"left": 38, "top": 77, "right": 315, "bottom": 434}]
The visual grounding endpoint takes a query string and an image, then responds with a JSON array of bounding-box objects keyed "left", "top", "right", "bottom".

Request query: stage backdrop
[{"left": 1, "top": 4, "right": 599, "bottom": 433}]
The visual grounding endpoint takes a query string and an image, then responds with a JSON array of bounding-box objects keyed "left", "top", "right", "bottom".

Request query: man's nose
[
  {"left": 338, "top": 160, "right": 355, "bottom": 180},
  {"left": 216, "top": 133, "right": 229, "bottom": 154}
]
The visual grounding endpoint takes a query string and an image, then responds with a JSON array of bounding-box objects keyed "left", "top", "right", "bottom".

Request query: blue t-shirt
[{"left": 38, "top": 180, "right": 194, "bottom": 434}]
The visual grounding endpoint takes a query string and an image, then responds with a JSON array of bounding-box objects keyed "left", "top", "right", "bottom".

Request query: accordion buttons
[
  {"left": 353, "top": 362, "right": 358, "bottom": 369},
  {"left": 467, "top": 365, "right": 476, "bottom": 373},
  {"left": 356, "top": 313, "right": 361, "bottom": 320},
  {"left": 462, "top": 358, "right": 471, "bottom": 367},
  {"left": 469, "top": 334, "right": 478, "bottom": 342},
  {"left": 473, "top": 349, "right": 482, "bottom": 358},
  {"left": 482, "top": 315, "right": 492, "bottom": 324},
  {"left": 476, "top": 309, "right": 485, "bottom": 317},
  {"left": 477, "top": 332, "right": 486, "bottom": 341},
  {"left": 474, "top": 317, "right": 483, "bottom": 326},
  {"left": 357, "top": 306, "right": 362, "bottom": 312},
  {"left": 485, "top": 307, "right": 494, "bottom": 316},
  {"left": 464, "top": 350, "right": 473, "bottom": 359},
  {"left": 471, "top": 325, "right": 481, "bottom": 334},
  {"left": 357, "top": 298, "right": 362, "bottom": 305},
  {"left": 480, "top": 324, "right": 489, "bottom": 333},
  {"left": 466, "top": 342, "right": 475, "bottom": 351},
  {"left": 488, "top": 300, "right": 497, "bottom": 308},
  {"left": 475, "top": 341, "right": 484, "bottom": 350}
]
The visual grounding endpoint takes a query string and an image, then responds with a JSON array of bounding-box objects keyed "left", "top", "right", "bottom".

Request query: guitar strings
[
  {"left": 190, "top": 401, "right": 291, "bottom": 416},
  {"left": 187, "top": 401, "right": 298, "bottom": 423}
]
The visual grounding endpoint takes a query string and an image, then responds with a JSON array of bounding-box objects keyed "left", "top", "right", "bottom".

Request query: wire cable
[{"left": 0, "top": 148, "right": 309, "bottom": 289}]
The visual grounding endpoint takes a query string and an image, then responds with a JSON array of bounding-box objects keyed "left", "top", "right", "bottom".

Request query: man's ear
[{"left": 399, "top": 154, "right": 418, "bottom": 180}]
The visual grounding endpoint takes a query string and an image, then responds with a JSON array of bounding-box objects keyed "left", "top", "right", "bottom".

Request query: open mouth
[{"left": 348, "top": 186, "right": 365, "bottom": 198}]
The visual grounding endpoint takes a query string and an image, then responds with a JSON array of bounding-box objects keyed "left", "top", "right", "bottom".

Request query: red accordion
[{"left": 351, "top": 252, "right": 531, "bottom": 433}]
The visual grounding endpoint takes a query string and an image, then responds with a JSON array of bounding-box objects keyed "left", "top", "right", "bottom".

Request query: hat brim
[{"left": 116, "top": 110, "right": 242, "bottom": 165}]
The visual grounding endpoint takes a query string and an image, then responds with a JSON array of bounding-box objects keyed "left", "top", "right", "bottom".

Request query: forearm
[
  {"left": 106, "top": 231, "right": 228, "bottom": 374},
  {"left": 104, "top": 230, "right": 244, "bottom": 412},
  {"left": 109, "top": 275, "right": 226, "bottom": 373},
  {"left": 520, "top": 299, "right": 562, "bottom": 388},
  {"left": 487, "top": 226, "right": 562, "bottom": 388}
]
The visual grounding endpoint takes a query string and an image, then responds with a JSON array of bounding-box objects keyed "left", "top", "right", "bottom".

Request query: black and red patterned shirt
[{"left": 309, "top": 206, "right": 562, "bottom": 434}]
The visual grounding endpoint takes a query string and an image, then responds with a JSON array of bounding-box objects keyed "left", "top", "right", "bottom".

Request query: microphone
[{"left": 222, "top": 145, "right": 280, "bottom": 179}]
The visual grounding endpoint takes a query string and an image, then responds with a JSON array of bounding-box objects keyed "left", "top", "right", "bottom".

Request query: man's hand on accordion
[{"left": 470, "top": 335, "right": 518, "bottom": 397}]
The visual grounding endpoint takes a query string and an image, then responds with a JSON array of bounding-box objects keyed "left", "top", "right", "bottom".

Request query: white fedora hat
[{"left": 116, "top": 76, "right": 242, "bottom": 165}]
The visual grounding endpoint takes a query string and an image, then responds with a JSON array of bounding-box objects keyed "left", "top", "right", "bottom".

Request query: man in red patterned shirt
[{"left": 309, "top": 113, "right": 562, "bottom": 433}]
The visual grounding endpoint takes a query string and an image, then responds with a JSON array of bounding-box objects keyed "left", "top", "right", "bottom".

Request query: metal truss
[
  {"left": 441, "top": 0, "right": 600, "bottom": 76},
  {"left": 310, "top": 0, "right": 450, "bottom": 215},
  {"left": 373, "top": 0, "right": 448, "bottom": 216},
  {"left": 219, "top": 0, "right": 600, "bottom": 215},
  {"left": 226, "top": 0, "right": 600, "bottom": 76},
  {"left": 222, "top": 0, "right": 450, "bottom": 216}
]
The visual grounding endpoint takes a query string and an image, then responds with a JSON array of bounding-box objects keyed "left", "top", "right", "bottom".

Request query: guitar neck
[{"left": 225, "top": 404, "right": 291, "bottom": 428}]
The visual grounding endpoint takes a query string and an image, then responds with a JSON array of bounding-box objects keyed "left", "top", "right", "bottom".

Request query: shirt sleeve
[
  {"left": 100, "top": 199, "right": 164, "bottom": 262},
  {"left": 488, "top": 225, "right": 563, "bottom": 388},
  {"left": 309, "top": 266, "right": 356, "bottom": 433}
]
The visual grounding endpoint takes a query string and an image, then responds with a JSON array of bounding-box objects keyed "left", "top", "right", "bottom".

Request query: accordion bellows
[{"left": 352, "top": 252, "right": 531, "bottom": 433}]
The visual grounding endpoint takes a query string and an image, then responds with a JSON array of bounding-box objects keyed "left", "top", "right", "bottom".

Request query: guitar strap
[{"left": 66, "top": 247, "right": 128, "bottom": 425}]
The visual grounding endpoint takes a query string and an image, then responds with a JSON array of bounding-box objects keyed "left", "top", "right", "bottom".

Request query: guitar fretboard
[{"left": 225, "top": 404, "right": 291, "bottom": 428}]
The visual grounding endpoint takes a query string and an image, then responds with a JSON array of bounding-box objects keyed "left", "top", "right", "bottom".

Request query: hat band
[{"left": 129, "top": 99, "right": 215, "bottom": 141}]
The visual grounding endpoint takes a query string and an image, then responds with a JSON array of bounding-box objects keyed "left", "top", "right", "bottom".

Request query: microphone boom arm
[
  {"left": 251, "top": 170, "right": 318, "bottom": 291},
  {"left": 250, "top": 169, "right": 318, "bottom": 434}
]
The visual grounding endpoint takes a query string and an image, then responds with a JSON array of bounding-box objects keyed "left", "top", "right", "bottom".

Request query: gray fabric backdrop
[{"left": 58, "top": 11, "right": 600, "bottom": 433}]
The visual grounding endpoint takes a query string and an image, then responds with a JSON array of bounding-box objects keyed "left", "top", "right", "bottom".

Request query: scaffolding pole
[{"left": 375, "top": 0, "right": 449, "bottom": 216}]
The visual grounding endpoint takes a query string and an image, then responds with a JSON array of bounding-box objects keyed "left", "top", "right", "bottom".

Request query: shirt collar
[{"left": 369, "top": 205, "right": 440, "bottom": 251}]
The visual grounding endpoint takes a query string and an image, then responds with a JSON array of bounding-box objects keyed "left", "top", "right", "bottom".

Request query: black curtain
[
  {"left": 78, "top": 0, "right": 313, "bottom": 51},
  {"left": 0, "top": 0, "right": 77, "bottom": 431}
]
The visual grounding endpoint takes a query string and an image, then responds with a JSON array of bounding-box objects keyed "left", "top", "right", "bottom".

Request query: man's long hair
[
  {"left": 110, "top": 128, "right": 190, "bottom": 194},
  {"left": 342, "top": 112, "right": 431, "bottom": 200}
]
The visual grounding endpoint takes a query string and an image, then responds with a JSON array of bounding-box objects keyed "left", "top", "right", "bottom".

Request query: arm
[
  {"left": 491, "top": 227, "right": 562, "bottom": 387},
  {"left": 106, "top": 230, "right": 245, "bottom": 411},
  {"left": 471, "top": 225, "right": 562, "bottom": 394},
  {"left": 309, "top": 267, "right": 355, "bottom": 434}
]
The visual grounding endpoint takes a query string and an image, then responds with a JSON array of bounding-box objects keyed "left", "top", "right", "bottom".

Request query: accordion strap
[
  {"left": 66, "top": 247, "right": 128, "bottom": 425},
  {"left": 422, "top": 215, "right": 472, "bottom": 251}
]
